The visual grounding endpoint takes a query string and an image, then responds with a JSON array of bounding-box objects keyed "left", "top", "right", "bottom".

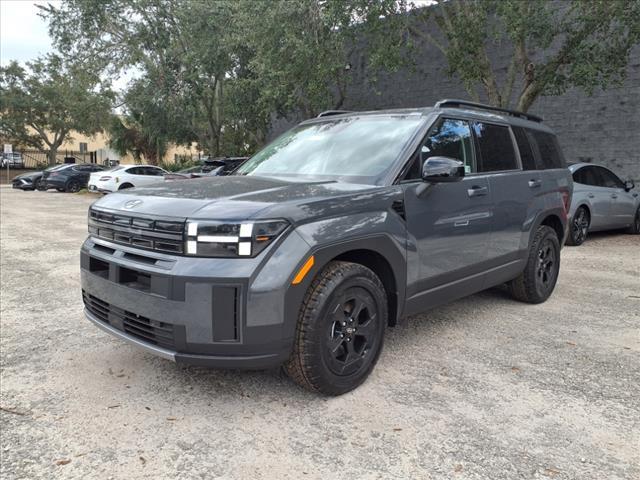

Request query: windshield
[{"left": 236, "top": 115, "right": 424, "bottom": 183}]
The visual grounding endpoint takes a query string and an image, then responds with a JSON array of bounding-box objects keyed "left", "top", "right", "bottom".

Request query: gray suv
[{"left": 80, "top": 100, "right": 572, "bottom": 395}]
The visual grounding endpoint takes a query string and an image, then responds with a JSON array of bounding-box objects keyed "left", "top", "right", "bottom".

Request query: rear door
[
  {"left": 572, "top": 166, "right": 611, "bottom": 229},
  {"left": 138, "top": 166, "right": 166, "bottom": 186},
  {"left": 472, "top": 121, "right": 534, "bottom": 267},
  {"left": 402, "top": 117, "right": 493, "bottom": 307},
  {"left": 595, "top": 166, "right": 635, "bottom": 227}
]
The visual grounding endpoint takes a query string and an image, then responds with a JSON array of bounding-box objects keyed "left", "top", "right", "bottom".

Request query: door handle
[
  {"left": 528, "top": 179, "right": 542, "bottom": 188},
  {"left": 611, "top": 194, "right": 618, "bottom": 199},
  {"left": 588, "top": 193, "right": 595, "bottom": 198},
  {"left": 467, "top": 186, "right": 488, "bottom": 197}
]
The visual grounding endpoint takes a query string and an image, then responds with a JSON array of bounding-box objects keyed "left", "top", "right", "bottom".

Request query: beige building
[{"left": 58, "top": 130, "right": 199, "bottom": 165}]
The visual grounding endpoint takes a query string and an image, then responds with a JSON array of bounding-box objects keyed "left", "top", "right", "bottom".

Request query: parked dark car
[
  {"left": 566, "top": 163, "right": 639, "bottom": 245},
  {"left": 164, "top": 157, "right": 249, "bottom": 181},
  {"left": 42, "top": 163, "right": 106, "bottom": 192},
  {"left": 81, "top": 99, "right": 572, "bottom": 395},
  {"left": 12, "top": 170, "right": 44, "bottom": 190}
]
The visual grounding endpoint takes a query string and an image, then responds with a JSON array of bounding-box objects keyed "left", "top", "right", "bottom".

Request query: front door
[
  {"left": 595, "top": 166, "right": 636, "bottom": 228},
  {"left": 401, "top": 118, "right": 493, "bottom": 313}
]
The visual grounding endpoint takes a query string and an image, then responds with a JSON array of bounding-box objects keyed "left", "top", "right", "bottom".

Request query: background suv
[{"left": 80, "top": 99, "right": 572, "bottom": 395}]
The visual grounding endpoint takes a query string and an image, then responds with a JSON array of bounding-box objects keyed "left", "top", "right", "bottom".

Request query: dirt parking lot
[{"left": 1, "top": 185, "right": 638, "bottom": 479}]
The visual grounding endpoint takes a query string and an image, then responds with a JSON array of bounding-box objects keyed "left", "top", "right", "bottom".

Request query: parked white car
[{"left": 88, "top": 165, "right": 168, "bottom": 193}]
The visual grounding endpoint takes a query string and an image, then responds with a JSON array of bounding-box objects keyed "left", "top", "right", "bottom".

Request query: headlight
[{"left": 185, "top": 220, "right": 289, "bottom": 257}]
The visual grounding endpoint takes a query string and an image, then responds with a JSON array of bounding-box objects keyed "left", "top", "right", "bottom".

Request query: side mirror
[
  {"left": 625, "top": 180, "right": 635, "bottom": 192},
  {"left": 422, "top": 156, "right": 465, "bottom": 183}
]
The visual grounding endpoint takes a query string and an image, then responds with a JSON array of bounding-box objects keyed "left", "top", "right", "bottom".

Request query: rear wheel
[
  {"left": 566, "top": 206, "right": 590, "bottom": 246},
  {"left": 510, "top": 225, "right": 561, "bottom": 304},
  {"left": 66, "top": 179, "right": 81, "bottom": 193},
  {"left": 627, "top": 207, "right": 640, "bottom": 234},
  {"left": 284, "top": 261, "right": 387, "bottom": 396}
]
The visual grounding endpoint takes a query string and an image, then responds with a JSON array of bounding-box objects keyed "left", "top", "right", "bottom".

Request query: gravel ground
[{"left": 1, "top": 185, "right": 639, "bottom": 480}]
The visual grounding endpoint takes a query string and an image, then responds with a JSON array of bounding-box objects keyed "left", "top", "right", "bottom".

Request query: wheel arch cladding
[
  {"left": 332, "top": 249, "right": 399, "bottom": 327},
  {"left": 283, "top": 235, "right": 407, "bottom": 336},
  {"left": 540, "top": 213, "right": 565, "bottom": 245}
]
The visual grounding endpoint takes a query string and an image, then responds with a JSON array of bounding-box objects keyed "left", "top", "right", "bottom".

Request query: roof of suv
[{"left": 304, "top": 99, "right": 554, "bottom": 134}]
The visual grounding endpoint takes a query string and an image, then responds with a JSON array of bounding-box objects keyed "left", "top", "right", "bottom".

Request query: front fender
[{"left": 249, "top": 209, "right": 407, "bottom": 344}]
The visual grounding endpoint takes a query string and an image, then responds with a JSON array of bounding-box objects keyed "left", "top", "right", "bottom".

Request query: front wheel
[
  {"left": 627, "top": 207, "right": 640, "bottom": 234},
  {"left": 284, "top": 261, "right": 387, "bottom": 396},
  {"left": 566, "top": 206, "right": 590, "bottom": 246},
  {"left": 510, "top": 225, "right": 561, "bottom": 304}
]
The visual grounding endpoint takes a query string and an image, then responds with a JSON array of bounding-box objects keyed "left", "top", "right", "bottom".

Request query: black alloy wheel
[
  {"left": 628, "top": 207, "right": 640, "bottom": 235},
  {"left": 285, "top": 261, "right": 387, "bottom": 395},
  {"left": 535, "top": 238, "right": 558, "bottom": 298},
  {"left": 509, "top": 225, "right": 561, "bottom": 304},
  {"left": 324, "top": 288, "right": 379, "bottom": 377},
  {"left": 568, "top": 207, "right": 589, "bottom": 246},
  {"left": 66, "top": 180, "right": 81, "bottom": 193}
]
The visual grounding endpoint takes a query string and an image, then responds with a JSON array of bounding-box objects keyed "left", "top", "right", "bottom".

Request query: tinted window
[
  {"left": 595, "top": 167, "right": 624, "bottom": 189},
  {"left": 573, "top": 166, "right": 599, "bottom": 186},
  {"left": 404, "top": 118, "right": 474, "bottom": 180},
  {"left": 512, "top": 126, "right": 537, "bottom": 170},
  {"left": 473, "top": 123, "right": 518, "bottom": 172},
  {"left": 126, "top": 167, "right": 142, "bottom": 175},
  {"left": 529, "top": 131, "right": 565, "bottom": 169}
]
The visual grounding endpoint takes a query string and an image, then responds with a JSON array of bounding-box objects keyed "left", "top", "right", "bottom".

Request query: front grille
[
  {"left": 89, "top": 208, "right": 185, "bottom": 254},
  {"left": 83, "top": 291, "right": 176, "bottom": 349}
]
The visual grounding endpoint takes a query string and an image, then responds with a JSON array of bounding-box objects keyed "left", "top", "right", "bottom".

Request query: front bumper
[
  {"left": 80, "top": 232, "right": 312, "bottom": 368},
  {"left": 12, "top": 179, "right": 33, "bottom": 189}
]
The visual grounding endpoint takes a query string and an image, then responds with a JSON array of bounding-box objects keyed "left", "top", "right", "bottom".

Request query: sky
[{"left": 0, "top": 0, "right": 59, "bottom": 66}]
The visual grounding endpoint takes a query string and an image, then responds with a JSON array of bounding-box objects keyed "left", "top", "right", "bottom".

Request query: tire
[
  {"left": 32, "top": 179, "right": 40, "bottom": 190},
  {"left": 284, "top": 261, "right": 387, "bottom": 396},
  {"left": 627, "top": 207, "right": 640, "bottom": 234},
  {"left": 566, "top": 206, "right": 590, "bottom": 246},
  {"left": 66, "top": 180, "right": 81, "bottom": 193},
  {"left": 510, "top": 225, "right": 561, "bottom": 304},
  {"left": 118, "top": 183, "right": 134, "bottom": 190}
]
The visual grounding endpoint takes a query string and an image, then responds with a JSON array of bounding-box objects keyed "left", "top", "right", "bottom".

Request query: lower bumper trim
[
  {"left": 84, "top": 308, "right": 288, "bottom": 369},
  {"left": 85, "top": 308, "right": 176, "bottom": 361}
]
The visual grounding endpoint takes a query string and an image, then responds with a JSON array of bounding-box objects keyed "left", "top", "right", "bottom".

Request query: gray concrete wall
[{"left": 271, "top": 39, "right": 639, "bottom": 181}]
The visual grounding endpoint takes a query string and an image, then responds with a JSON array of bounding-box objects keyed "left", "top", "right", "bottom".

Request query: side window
[
  {"left": 512, "top": 126, "right": 537, "bottom": 170},
  {"left": 404, "top": 118, "right": 475, "bottom": 180},
  {"left": 529, "top": 130, "right": 565, "bottom": 169},
  {"left": 473, "top": 122, "right": 518, "bottom": 172},
  {"left": 150, "top": 167, "right": 165, "bottom": 176},
  {"left": 573, "top": 166, "right": 599, "bottom": 186},
  {"left": 596, "top": 167, "right": 624, "bottom": 189},
  {"left": 127, "top": 167, "right": 141, "bottom": 175}
]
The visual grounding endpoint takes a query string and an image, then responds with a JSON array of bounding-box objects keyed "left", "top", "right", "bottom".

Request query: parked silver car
[{"left": 567, "top": 163, "right": 639, "bottom": 245}]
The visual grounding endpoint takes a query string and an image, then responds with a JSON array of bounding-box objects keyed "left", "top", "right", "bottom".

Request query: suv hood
[{"left": 91, "top": 175, "right": 398, "bottom": 223}]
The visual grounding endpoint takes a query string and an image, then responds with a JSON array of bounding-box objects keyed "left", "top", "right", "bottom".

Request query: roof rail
[
  {"left": 434, "top": 99, "right": 542, "bottom": 123},
  {"left": 317, "top": 110, "right": 352, "bottom": 118}
]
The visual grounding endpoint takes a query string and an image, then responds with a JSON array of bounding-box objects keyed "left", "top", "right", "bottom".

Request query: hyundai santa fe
[{"left": 81, "top": 99, "right": 572, "bottom": 395}]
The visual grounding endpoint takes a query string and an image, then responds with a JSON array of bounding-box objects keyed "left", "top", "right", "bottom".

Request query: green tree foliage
[
  {"left": 0, "top": 56, "right": 113, "bottom": 164},
  {"left": 107, "top": 75, "right": 195, "bottom": 165},
  {"left": 362, "top": 0, "right": 640, "bottom": 111},
  {"left": 40, "top": 0, "right": 260, "bottom": 156}
]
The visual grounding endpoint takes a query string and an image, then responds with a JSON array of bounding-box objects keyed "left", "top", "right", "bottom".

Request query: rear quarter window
[
  {"left": 528, "top": 130, "right": 566, "bottom": 169},
  {"left": 473, "top": 122, "right": 518, "bottom": 172},
  {"left": 512, "top": 126, "right": 537, "bottom": 170}
]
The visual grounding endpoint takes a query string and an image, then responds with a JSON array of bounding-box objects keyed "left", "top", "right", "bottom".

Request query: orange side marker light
[{"left": 292, "top": 256, "right": 315, "bottom": 285}]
